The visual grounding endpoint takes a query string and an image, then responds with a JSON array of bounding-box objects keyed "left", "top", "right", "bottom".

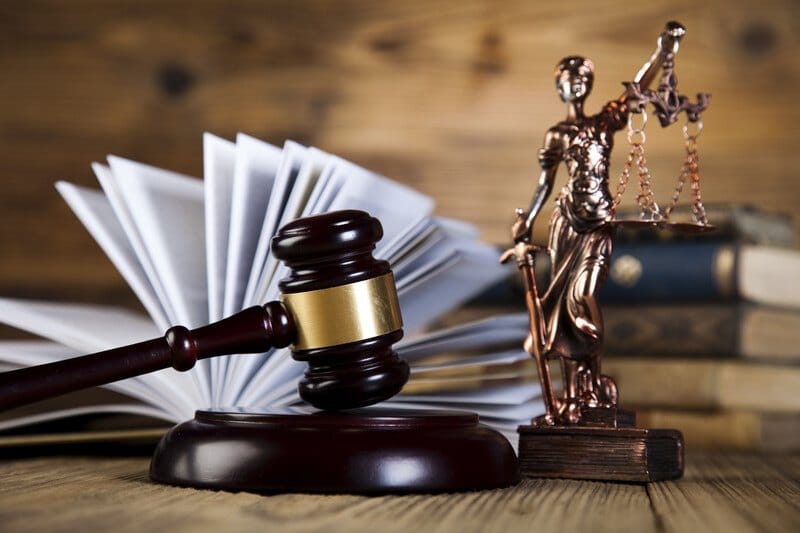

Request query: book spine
[
  {"left": 635, "top": 409, "right": 800, "bottom": 452},
  {"left": 603, "top": 358, "right": 800, "bottom": 412},
  {"left": 603, "top": 304, "right": 741, "bottom": 356},
  {"left": 603, "top": 241, "right": 738, "bottom": 304}
]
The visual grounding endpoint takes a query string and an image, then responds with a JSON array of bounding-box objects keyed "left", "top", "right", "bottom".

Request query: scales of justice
[{"left": 501, "top": 21, "right": 712, "bottom": 482}]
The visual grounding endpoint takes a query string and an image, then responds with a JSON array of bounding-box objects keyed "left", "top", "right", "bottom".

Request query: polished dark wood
[
  {"left": 518, "top": 425, "right": 683, "bottom": 482},
  {"left": 273, "top": 210, "right": 409, "bottom": 409},
  {"left": 150, "top": 407, "right": 519, "bottom": 494},
  {"left": 272, "top": 209, "right": 390, "bottom": 292},
  {"left": 0, "top": 210, "right": 407, "bottom": 412}
]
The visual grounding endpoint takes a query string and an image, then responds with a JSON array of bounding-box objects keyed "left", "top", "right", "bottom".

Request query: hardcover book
[
  {"left": 604, "top": 241, "right": 800, "bottom": 308},
  {"left": 635, "top": 408, "right": 800, "bottom": 452},
  {"left": 603, "top": 303, "right": 800, "bottom": 361},
  {"left": 603, "top": 357, "right": 800, "bottom": 412}
]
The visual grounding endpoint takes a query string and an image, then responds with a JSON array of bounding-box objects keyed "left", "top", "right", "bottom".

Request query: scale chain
[{"left": 613, "top": 110, "right": 708, "bottom": 226}]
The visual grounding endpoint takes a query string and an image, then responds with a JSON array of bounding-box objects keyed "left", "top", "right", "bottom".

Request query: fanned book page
[{"left": 0, "top": 134, "right": 541, "bottom": 446}]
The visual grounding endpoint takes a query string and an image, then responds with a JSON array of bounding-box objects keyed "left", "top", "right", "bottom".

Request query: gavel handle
[{"left": 0, "top": 302, "right": 295, "bottom": 412}]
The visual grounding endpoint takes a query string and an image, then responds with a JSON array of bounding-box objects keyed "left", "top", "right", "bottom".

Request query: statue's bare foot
[
  {"left": 599, "top": 375, "right": 618, "bottom": 406},
  {"left": 532, "top": 413, "right": 557, "bottom": 427},
  {"left": 556, "top": 400, "right": 582, "bottom": 424}
]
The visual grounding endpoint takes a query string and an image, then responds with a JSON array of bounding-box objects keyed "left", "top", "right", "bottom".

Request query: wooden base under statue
[
  {"left": 517, "top": 408, "right": 683, "bottom": 482},
  {"left": 150, "top": 407, "right": 519, "bottom": 494}
]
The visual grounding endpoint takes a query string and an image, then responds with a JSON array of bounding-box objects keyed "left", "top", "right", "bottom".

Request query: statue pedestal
[{"left": 518, "top": 424, "right": 683, "bottom": 482}]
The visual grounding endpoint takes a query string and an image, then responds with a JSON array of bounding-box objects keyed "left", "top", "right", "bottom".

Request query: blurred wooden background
[{"left": 0, "top": 0, "right": 798, "bottom": 307}]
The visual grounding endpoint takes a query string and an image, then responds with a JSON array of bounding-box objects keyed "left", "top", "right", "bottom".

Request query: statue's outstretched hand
[
  {"left": 659, "top": 21, "right": 685, "bottom": 55},
  {"left": 502, "top": 209, "right": 548, "bottom": 266},
  {"left": 511, "top": 208, "right": 530, "bottom": 244}
]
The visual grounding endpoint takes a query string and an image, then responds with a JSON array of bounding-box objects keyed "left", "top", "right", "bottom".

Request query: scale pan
[{"left": 611, "top": 219, "right": 716, "bottom": 234}]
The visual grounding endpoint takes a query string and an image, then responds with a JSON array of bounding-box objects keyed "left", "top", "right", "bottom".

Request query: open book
[{"left": 0, "top": 133, "right": 541, "bottom": 445}]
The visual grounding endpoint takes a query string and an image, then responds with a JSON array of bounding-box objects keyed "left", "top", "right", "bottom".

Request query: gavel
[
  {"left": 0, "top": 210, "right": 410, "bottom": 412},
  {"left": 0, "top": 210, "right": 521, "bottom": 493}
]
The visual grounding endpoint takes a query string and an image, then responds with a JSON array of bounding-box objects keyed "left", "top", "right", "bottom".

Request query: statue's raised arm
[
  {"left": 631, "top": 21, "right": 685, "bottom": 91},
  {"left": 624, "top": 21, "right": 710, "bottom": 126}
]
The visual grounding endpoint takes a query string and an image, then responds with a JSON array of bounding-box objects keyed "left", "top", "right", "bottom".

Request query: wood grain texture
[
  {"left": 648, "top": 454, "right": 800, "bottom": 533},
  {"left": 0, "top": 453, "right": 797, "bottom": 532},
  {"left": 0, "top": 0, "right": 798, "bottom": 306}
]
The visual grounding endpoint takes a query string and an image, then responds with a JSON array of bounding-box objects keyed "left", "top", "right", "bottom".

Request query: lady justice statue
[{"left": 503, "top": 22, "right": 710, "bottom": 480}]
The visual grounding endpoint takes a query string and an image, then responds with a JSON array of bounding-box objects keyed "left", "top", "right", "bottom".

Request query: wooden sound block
[
  {"left": 517, "top": 425, "right": 684, "bottom": 482},
  {"left": 150, "top": 407, "right": 519, "bottom": 494}
]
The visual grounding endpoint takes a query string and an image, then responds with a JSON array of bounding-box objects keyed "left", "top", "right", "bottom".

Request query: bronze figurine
[{"left": 503, "top": 21, "right": 710, "bottom": 481}]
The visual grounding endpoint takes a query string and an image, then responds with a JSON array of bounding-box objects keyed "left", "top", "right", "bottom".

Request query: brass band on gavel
[{"left": 281, "top": 273, "right": 403, "bottom": 351}]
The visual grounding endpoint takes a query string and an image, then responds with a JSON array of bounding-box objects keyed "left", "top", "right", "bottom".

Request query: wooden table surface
[{"left": 1, "top": 452, "right": 798, "bottom": 533}]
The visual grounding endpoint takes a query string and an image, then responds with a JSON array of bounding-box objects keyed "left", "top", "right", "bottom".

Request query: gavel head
[{"left": 271, "top": 210, "right": 409, "bottom": 410}]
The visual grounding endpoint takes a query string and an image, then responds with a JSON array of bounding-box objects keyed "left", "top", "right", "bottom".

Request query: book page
[
  {"left": 384, "top": 217, "right": 477, "bottom": 271},
  {"left": 222, "top": 134, "right": 282, "bottom": 317},
  {"left": 107, "top": 156, "right": 208, "bottom": 329},
  {"left": 55, "top": 181, "right": 171, "bottom": 331},
  {"left": 233, "top": 350, "right": 305, "bottom": 407},
  {"left": 106, "top": 156, "right": 211, "bottom": 403},
  {"left": 249, "top": 147, "right": 330, "bottom": 305},
  {"left": 92, "top": 163, "right": 178, "bottom": 326},
  {"left": 408, "top": 349, "right": 530, "bottom": 373},
  {"left": 216, "top": 135, "right": 283, "bottom": 399},
  {"left": 399, "top": 312, "right": 528, "bottom": 343},
  {"left": 202, "top": 133, "right": 237, "bottom": 406},
  {"left": 395, "top": 382, "right": 539, "bottom": 405},
  {"left": 257, "top": 155, "right": 340, "bottom": 299},
  {"left": 230, "top": 151, "right": 342, "bottom": 403},
  {"left": 0, "top": 404, "right": 174, "bottom": 433},
  {"left": 383, "top": 399, "right": 540, "bottom": 423},
  {"left": 249, "top": 377, "right": 302, "bottom": 408},
  {"left": 203, "top": 133, "right": 237, "bottom": 323},
  {"left": 322, "top": 157, "right": 434, "bottom": 256},
  {"left": 397, "top": 313, "right": 528, "bottom": 361},
  {"left": 243, "top": 140, "right": 307, "bottom": 307},
  {"left": 397, "top": 246, "right": 510, "bottom": 333},
  {"left": 386, "top": 220, "right": 442, "bottom": 278}
]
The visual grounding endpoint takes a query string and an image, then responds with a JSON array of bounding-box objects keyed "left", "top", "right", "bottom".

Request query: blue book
[{"left": 603, "top": 241, "right": 800, "bottom": 308}]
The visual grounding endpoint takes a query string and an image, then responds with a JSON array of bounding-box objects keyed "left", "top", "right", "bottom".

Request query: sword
[{"left": 500, "top": 209, "right": 559, "bottom": 425}]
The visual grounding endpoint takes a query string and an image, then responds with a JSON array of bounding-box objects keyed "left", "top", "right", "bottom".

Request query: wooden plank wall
[{"left": 0, "top": 0, "right": 797, "bottom": 306}]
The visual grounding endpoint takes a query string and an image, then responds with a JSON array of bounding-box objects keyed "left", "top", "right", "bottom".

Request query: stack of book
[
  {"left": 601, "top": 205, "right": 800, "bottom": 452},
  {"left": 458, "top": 204, "right": 800, "bottom": 452}
]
